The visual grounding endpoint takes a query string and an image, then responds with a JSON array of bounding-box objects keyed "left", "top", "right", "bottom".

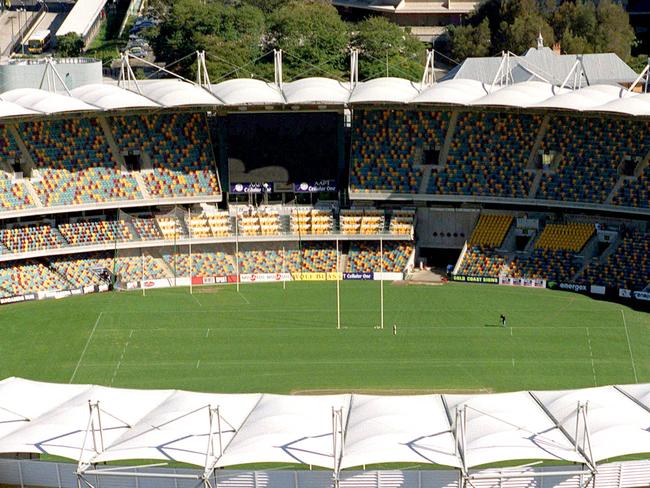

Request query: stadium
[{"left": 0, "top": 47, "right": 649, "bottom": 488}]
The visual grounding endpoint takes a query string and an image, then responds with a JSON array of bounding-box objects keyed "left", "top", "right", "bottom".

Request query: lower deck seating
[
  {"left": 0, "top": 260, "right": 69, "bottom": 298},
  {"left": 456, "top": 246, "right": 507, "bottom": 277},
  {"left": 506, "top": 249, "right": 578, "bottom": 282},
  {"left": 50, "top": 252, "right": 167, "bottom": 286},
  {"left": 579, "top": 229, "right": 650, "bottom": 291},
  {"left": 346, "top": 241, "right": 413, "bottom": 273},
  {"left": 163, "top": 251, "right": 235, "bottom": 277}
]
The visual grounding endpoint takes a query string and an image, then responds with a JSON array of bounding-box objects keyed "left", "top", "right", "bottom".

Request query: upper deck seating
[
  {"left": 21, "top": 118, "right": 140, "bottom": 207},
  {"left": 429, "top": 113, "right": 539, "bottom": 198}
]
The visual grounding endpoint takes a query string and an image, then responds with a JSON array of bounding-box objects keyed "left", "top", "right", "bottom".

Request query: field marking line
[
  {"left": 621, "top": 309, "right": 639, "bottom": 383},
  {"left": 196, "top": 359, "right": 200, "bottom": 369},
  {"left": 512, "top": 358, "right": 515, "bottom": 368},
  {"left": 585, "top": 327, "right": 597, "bottom": 387},
  {"left": 238, "top": 291, "right": 250, "bottom": 305},
  {"left": 110, "top": 338, "right": 131, "bottom": 386},
  {"left": 205, "top": 328, "right": 210, "bottom": 338},
  {"left": 95, "top": 325, "right": 616, "bottom": 332},
  {"left": 190, "top": 293, "right": 202, "bottom": 307},
  {"left": 69, "top": 311, "right": 103, "bottom": 383},
  {"left": 129, "top": 329, "right": 133, "bottom": 338}
]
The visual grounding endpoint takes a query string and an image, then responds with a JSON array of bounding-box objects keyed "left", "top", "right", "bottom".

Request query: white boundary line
[
  {"left": 586, "top": 327, "right": 597, "bottom": 387},
  {"left": 621, "top": 309, "right": 639, "bottom": 383},
  {"left": 69, "top": 311, "right": 103, "bottom": 383}
]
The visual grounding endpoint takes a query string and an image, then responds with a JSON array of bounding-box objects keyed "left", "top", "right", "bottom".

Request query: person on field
[
  {"left": 500, "top": 314, "right": 507, "bottom": 327},
  {"left": 393, "top": 323, "right": 397, "bottom": 336}
]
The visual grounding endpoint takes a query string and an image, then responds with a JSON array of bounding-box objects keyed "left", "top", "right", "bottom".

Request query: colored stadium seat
[{"left": 20, "top": 118, "right": 141, "bottom": 207}]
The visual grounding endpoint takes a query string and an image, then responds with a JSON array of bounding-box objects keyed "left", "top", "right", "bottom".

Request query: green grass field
[{"left": 1, "top": 281, "right": 649, "bottom": 393}]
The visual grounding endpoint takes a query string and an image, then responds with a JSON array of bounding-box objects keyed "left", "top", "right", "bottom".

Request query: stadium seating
[
  {"left": 110, "top": 113, "right": 220, "bottom": 198},
  {"left": 132, "top": 217, "right": 164, "bottom": 240},
  {"left": 290, "top": 208, "right": 333, "bottom": 235},
  {"left": 287, "top": 242, "right": 338, "bottom": 272},
  {"left": 163, "top": 251, "right": 235, "bottom": 277},
  {"left": 51, "top": 252, "right": 167, "bottom": 287},
  {"left": 455, "top": 246, "right": 507, "bottom": 277},
  {"left": 612, "top": 168, "right": 650, "bottom": 209},
  {"left": 237, "top": 209, "right": 280, "bottom": 236},
  {"left": 506, "top": 249, "right": 578, "bottom": 282},
  {"left": 350, "top": 110, "right": 449, "bottom": 193},
  {"left": 156, "top": 216, "right": 186, "bottom": 239},
  {"left": 0, "top": 224, "right": 65, "bottom": 254},
  {"left": 429, "top": 113, "right": 539, "bottom": 198},
  {"left": 340, "top": 209, "right": 385, "bottom": 235},
  {"left": 0, "top": 260, "right": 69, "bottom": 298},
  {"left": 579, "top": 229, "right": 650, "bottom": 291},
  {"left": 0, "top": 126, "right": 35, "bottom": 211},
  {"left": 537, "top": 116, "right": 649, "bottom": 204},
  {"left": 21, "top": 118, "right": 140, "bottom": 207},
  {"left": 388, "top": 210, "right": 415, "bottom": 236},
  {"left": 468, "top": 214, "right": 513, "bottom": 248},
  {"left": 58, "top": 221, "right": 134, "bottom": 246},
  {"left": 346, "top": 241, "right": 413, "bottom": 273},
  {"left": 533, "top": 223, "right": 594, "bottom": 252}
]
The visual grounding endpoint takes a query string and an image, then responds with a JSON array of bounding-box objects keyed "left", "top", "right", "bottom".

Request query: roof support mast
[
  {"left": 274, "top": 49, "right": 283, "bottom": 90},
  {"left": 350, "top": 48, "right": 359, "bottom": 89},
  {"left": 196, "top": 50, "right": 211, "bottom": 90},
  {"left": 331, "top": 406, "right": 344, "bottom": 488},
  {"left": 38, "top": 58, "right": 72, "bottom": 95},
  {"left": 421, "top": 49, "right": 436, "bottom": 88},
  {"left": 627, "top": 60, "right": 650, "bottom": 94}
]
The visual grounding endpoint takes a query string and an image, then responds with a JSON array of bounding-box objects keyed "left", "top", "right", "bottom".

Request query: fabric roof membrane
[
  {"left": 2, "top": 378, "right": 650, "bottom": 470},
  {"left": 70, "top": 84, "right": 160, "bottom": 110}
]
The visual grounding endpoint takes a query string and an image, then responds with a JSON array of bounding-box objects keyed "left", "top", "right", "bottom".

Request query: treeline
[
  {"left": 441, "top": 0, "right": 644, "bottom": 71},
  {"left": 145, "top": 0, "right": 426, "bottom": 82},
  {"left": 142, "top": 0, "right": 643, "bottom": 82}
]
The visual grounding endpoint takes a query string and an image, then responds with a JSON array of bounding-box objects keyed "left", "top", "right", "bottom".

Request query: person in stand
[
  {"left": 392, "top": 323, "right": 397, "bottom": 336},
  {"left": 500, "top": 314, "right": 507, "bottom": 327}
]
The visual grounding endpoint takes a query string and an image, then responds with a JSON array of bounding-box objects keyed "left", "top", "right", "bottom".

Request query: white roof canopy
[
  {"left": 70, "top": 84, "right": 160, "bottom": 110},
  {"left": 1, "top": 78, "right": 650, "bottom": 120},
  {"left": 1, "top": 88, "right": 97, "bottom": 114},
  {"left": 210, "top": 79, "right": 285, "bottom": 106},
  {"left": 2, "top": 378, "right": 650, "bottom": 471}
]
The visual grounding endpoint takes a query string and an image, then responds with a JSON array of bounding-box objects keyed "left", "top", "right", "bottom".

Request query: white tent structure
[{"left": 2, "top": 378, "right": 650, "bottom": 488}]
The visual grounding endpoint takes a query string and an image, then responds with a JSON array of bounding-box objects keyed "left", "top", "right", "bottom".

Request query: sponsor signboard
[
  {"left": 293, "top": 180, "right": 337, "bottom": 193},
  {"left": 229, "top": 182, "right": 274, "bottom": 194},
  {"left": 291, "top": 272, "right": 342, "bottom": 281},
  {"left": 633, "top": 291, "right": 650, "bottom": 301},
  {"left": 343, "top": 272, "right": 374, "bottom": 280},
  {"left": 558, "top": 282, "right": 588, "bottom": 292},
  {"left": 240, "top": 273, "right": 292, "bottom": 283},
  {"left": 499, "top": 277, "right": 546, "bottom": 288},
  {"left": 452, "top": 275, "right": 498, "bottom": 284},
  {"left": 590, "top": 285, "right": 606, "bottom": 295},
  {"left": 619, "top": 288, "right": 632, "bottom": 299}
]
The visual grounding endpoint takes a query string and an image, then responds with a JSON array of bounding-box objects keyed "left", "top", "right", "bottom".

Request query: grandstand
[{"left": 1, "top": 62, "right": 650, "bottom": 488}]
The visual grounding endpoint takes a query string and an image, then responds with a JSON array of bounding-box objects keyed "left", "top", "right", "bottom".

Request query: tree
[
  {"left": 56, "top": 33, "right": 84, "bottom": 57},
  {"left": 150, "top": 0, "right": 266, "bottom": 79},
  {"left": 267, "top": 1, "right": 349, "bottom": 80},
  {"left": 442, "top": 0, "right": 636, "bottom": 65},
  {"left": 352, "top": 16, "right": 426, "bottom": 81},
  {"left": 445, "top": 19, "right": 491, "bottom": 61}
]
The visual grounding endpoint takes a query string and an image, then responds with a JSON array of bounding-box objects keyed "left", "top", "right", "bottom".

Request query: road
[{"left": 0, "top": 10, "right": 65, "bottom": 57}]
